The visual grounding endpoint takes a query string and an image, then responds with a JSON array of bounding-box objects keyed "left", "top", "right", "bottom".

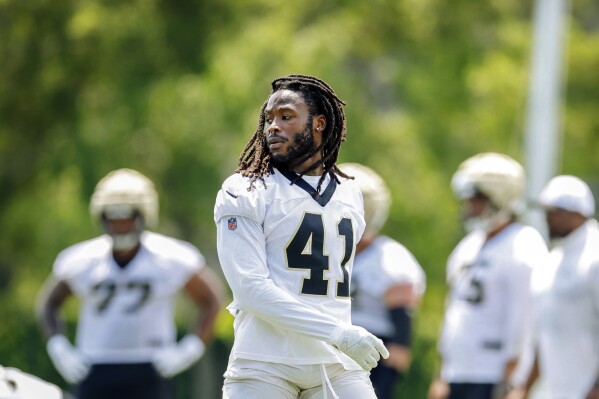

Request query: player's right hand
[
  {"left": 428, "top": 378, "right": 450, "bottom": 399},
  {"left": 46, "top": 335, "right": 90, "bottom": 384},
  {"left": 333, "top": 325, "right": 389, "bottom": 371},
  {"left": 152, "top": 334, "right": 205, "bottom": 378}
]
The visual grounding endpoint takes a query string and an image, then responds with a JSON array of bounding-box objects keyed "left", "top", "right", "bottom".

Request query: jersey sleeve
[
  {"left": 214, "top": 174, "right": 266, "bottom": 224},
  {"left": 215, "top": 213, "right": 345, "bottom": 343},
  {"left": 143, "top": 233, "right": 205, "bottom": 292},
  {"left": 502, "top": 227, "right": 548, "bottom": 358},
  {"left": 585, "top": 222, "right": 599, "bottom": 318},
  {"left": 380, "top": 240, "right": 427, "bottom": 296},
  {"left": 52, "top": 238, "right": 111, "bottom": 295}
]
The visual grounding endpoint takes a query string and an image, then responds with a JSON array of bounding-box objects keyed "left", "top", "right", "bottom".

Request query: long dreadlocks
[{"left": 236, "top": 74, "right": 352, "bottom": 192}]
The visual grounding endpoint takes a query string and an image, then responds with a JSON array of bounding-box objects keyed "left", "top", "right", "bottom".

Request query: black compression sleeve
[{"left": 388, "top": 307, "right": 412, "bottom": 347}]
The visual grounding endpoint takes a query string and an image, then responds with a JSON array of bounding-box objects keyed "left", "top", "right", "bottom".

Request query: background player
[
  {"left": 506, "top": 175, "right": 599, "bottom": 399},
  {"left": 214, "top": 74, "right": 389, "bottom": 399},
  {"left": 428, "top": 153, "right": 548, "bottom": 399},
  {"left": 340, "top": 162, "right": 426, "bottom": 399},
  {"left": 37, "top": 168, "right": 224, "bottom": 399}
]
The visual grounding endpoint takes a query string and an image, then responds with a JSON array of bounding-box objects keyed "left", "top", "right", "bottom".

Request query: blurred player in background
[
  {"left": 428, "top": 153, "right": 548, "bottom": 399},
  {"left": 506, "top": 175, "right": 599, "bottom": 399},
  {"left": 214, "top": 74, "right": 388, "bottom": 399},
  {"left": 339, "top": 162, "right": 426, "bottom": 399},
  {"left": 37, "top": 168, "right": 224, "bottom": 399}
]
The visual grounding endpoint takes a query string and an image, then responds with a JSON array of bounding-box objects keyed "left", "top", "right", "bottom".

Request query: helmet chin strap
[
  {"left": 111, "top": 232, "right": 141, "bottom": 251},
  {"left": 463, "top": 206, "right": 511, "bottom": 235},
  {"left": 105, "top": 214, "right": 145, "bottom": 251}
]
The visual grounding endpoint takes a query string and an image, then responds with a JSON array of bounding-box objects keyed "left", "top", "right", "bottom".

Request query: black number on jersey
[
  {"left": 336, "top": 217, "right": 353, "bottom": 297},
  {"left": 93, "top": 281, "right": 117, "bottom": 312},
  {"left": 286, "top": 213, "right": 354, "bottom": 297},
  {"left": 464, "top": 277, "right": 485, "bottom": 304},
  {"left": 92, "top": 280, "right": 152, "bottom": 313},
  {"left": 125, "top": 281, "right": 151, "bottom": 313}
]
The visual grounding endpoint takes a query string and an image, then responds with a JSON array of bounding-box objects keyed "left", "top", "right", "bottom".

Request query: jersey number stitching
[
  {"left": 286, "top": 213, "right": 354, "bottom": 297},
  {"left": 93, "top": 280, "right": 152, "bottom": 313}
]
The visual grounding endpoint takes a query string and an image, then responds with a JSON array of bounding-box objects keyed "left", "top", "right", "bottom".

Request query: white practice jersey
[
  {"left": 214, "top": 168, "right": 365, "bottom": 367},
  {"left": 0, "top": 365, "right": 63, "bottom": 399},
  {"left": 53, "top": 232, "right": 204, "bottom": 364},
  {"left": 439, "top": 223, "right": 547, "bottom": 383},
  {"left": 351, "top": 236, "right": 426, "bottom": 338},
  {"left": 530, "top": 219, "right": 599, "bottom": 399}
]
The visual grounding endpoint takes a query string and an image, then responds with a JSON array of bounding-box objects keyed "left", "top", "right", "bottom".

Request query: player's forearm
[
  {"left": 503, "top": 268, "right": 533, "bottom": 357},
  {"left": 36, "top": 278, "right": 72, "bottom": 339},
  {"left": 235, "top": 275, "right": 344, "bottom": 342},
  {"left": 195, "top": 295, "right": 222, "bottom": 344},
  {"left": 510, "top": 352, "right": 539, "bottom": 395},
  {"left": 216, "top": 217, "right": 344, "bottom": 343},
  {"left": 186, "top": 269, "right": 225, "bottom": 344}
]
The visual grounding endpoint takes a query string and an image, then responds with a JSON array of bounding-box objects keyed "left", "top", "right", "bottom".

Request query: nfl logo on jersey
[{"left": 228, "top": 217, "right": 237, "bottom": 230}]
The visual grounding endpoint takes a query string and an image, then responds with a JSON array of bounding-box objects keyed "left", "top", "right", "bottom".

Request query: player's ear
[{"left": 313, "top": 115, "right": 326, "bottom": 133}]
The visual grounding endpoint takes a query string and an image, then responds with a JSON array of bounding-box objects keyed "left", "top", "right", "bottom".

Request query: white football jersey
[
  {"left": 351, "top": 236, "right": 426, "bottom": 338},
  {"left": 53, "top": 232, "right": 204, "bottom": 363},
  {"left": 530, "top": 219, "right": 599, "bottom": 398},
  {"left": 439, "top": 223, "right": 547, "bottom": 383},
  {"left": 214, "top": 168, "right": 365, "bottom": 367}
]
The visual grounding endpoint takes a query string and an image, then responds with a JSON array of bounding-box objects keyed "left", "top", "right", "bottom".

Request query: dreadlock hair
[{"left": 236, "top": 74, "right": 353, "bottom": 193}]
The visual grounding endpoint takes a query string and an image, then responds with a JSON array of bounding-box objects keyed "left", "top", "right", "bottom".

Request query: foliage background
[{"left": 1, "top": 0, "right": 598, "bottom": 397}]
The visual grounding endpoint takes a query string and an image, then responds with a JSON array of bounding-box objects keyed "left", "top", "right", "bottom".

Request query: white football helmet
[
  {"left": 451, "top": 152, "right": 524, "bottom": 233},
  {"left": 338, "top": 163, "right": 391, "bottom": 236},
  {"left": 90, "top": 169, "right": 158, "bottom": 249}
]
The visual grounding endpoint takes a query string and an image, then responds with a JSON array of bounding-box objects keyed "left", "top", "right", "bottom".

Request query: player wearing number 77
[
  {"left": 214, "top": 74, "right": 389, "bottom": 399},
  {"left": 36, "top": 169, "right": 224, "bottom": 399}
]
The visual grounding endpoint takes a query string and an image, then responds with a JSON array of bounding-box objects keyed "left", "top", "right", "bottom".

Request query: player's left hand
[
  {"left": 46, "top": 335, "right": 90, "bottom": 384},
  {"left": 382, "top": 343, "right": 411, "bottom": 372},
  {"left": 333, "top": 325, "right": 389, "bottom": 371},
  {"left": 152, "top": 335, "right": 205, "bottom": 378}
]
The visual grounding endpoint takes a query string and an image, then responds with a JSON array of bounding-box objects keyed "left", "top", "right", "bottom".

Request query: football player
[
  {"left": 214, "top": 74, "right": 389, "bottom": 399},
  {"left": 340, "top": 162, "right": 426, "bottom": 399},
  {"left": 506, "top": 175, "right": 599, "bottom": 399},
  {"left": 428, "top": 153, "right": 548, "bottom": 399},
  {"left": 37, "top": 169, "right": 224, "bottom": 399}
]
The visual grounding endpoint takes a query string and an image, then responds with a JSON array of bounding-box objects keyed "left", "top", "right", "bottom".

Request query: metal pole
[{"left": 523, "top": 0, "right": 568, "bottom": 240}]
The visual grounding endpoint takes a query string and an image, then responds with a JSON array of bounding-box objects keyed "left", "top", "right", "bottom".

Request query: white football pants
[{"left": 222, "top": 358, "right": 376, "bottom": 399}]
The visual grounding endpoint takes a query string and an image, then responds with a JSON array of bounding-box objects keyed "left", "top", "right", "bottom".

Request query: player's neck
[
  {"left": 290, "top": 153, "right": 324, "bottom": 176},
  {"left": 485, "top": 220, "right": 512, "bottom": 241},
  {"left": 112, "top": 245, "right": 140, "bottom": 268}
]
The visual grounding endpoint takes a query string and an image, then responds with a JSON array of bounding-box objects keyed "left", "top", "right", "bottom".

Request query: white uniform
[
  {"left": 439, "top": 223, "right": 547, "bottom": 383},
  {"left": 214, "top": 168, "right": 366, "bottom": 368},
  {"left": 0, "top": 365, "right": 63, "bottom": 399},
  {"left": 530, "top": 219, "right": 599, "bottom": 398},
  {"left": 351, "top": 236, "right": 426, "bottom": 338},
  {"left": 53, "top": 232, "right": 203, "bottom": 364}
]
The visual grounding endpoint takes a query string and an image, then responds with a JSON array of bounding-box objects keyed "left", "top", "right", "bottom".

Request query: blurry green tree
[{"left": 1, "top": 0, "right": 598, "bottom": 397}]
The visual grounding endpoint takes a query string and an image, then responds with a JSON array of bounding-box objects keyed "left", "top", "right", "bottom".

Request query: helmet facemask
[
  {"left": 101, "top": 205, "right": 145, "bottom": 251},
  {"left": 90, "top": 169, "right": 159, "bottom": 251},
  {"left": 459, "top": 191, "right": 512, "bottom": 234},
  {"left": 451, "top": 153, "right": 525, "bottom": 235}
]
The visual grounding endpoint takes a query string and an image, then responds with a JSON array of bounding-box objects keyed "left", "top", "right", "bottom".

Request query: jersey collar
[{"left": 276, "top": 167, "right": 337, "bottom": 207}]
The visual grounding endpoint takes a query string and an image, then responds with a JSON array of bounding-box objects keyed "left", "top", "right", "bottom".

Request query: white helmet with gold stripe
[
  {"left": 451, "top": 152, "right": 525, "bottom": 233},
  {"left": 338, "top": 163, "right": 391, "bottom": 236},
  {"left": 90, "top": 168, "right": 159, "bottom": 228}
]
